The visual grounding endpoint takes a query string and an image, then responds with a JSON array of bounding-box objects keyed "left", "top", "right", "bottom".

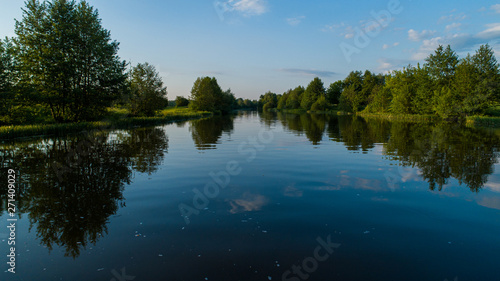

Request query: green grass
[
  {"left": 0, "top": 106, "right": 212, "bottom": 140},
  {"left": 466, "top": 116, "right": 500, "bottom": 128},
  {"left": 157, "top": 106, "right": 211, "bottom": 117},
  {"left": 357, "top": 112, "right": 438, "bottom": 122}
]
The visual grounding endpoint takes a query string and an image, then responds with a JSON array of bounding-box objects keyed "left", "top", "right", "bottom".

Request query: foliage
[
  {"left": 425, "top": 45, "right": 459, "bottom": 89},
  {"left": 259, "top": 91, "right": 278, "bottom": 111},
  {"left": 127, "top": 62, "right": 168, "bottom": 116},
  {"left": 300, "top": 77, "right": 326, "bottom": 110},
  {"left": 326, "top": 80, "right": 343, "bottom": 105},
  {"left": 14, "top": 0, "right": 127, "bottom": 122},
  {"left": 235, "top": 98, "right": 258, "bottom": 109},
  {"left": 310, "top": 95, "right": 328, "bottom": 111},
  {"left": 0, "top": 38, "right": 17, "bottom": 124},
  {"left": 286, "top": 86, "right": 304, "bottom": 109},
  {"left": 189, "top": 77, "right": 235, "bottom": 114},
  {"left": 175, "top": 96, "right": 190, "bottom": 107}
]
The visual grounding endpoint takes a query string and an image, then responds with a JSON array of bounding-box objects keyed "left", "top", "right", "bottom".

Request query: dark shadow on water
[
  {"left": 0, "top": 127, "right": 168, "bottom": 258},
  {"left": 189, "top": 114, "right": 234, "bottom": 150}
]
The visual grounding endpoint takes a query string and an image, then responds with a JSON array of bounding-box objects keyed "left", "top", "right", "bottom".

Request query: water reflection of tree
[
  {"left": 329, "top": 116, "right": 391, "bottom": 151},
  {"left": 190, "top": 115, "right": 234, "bottom": 150},
  {"left": 275, "top": 113, "right": 326, "bottom": 144},
  {"left": 0, "top": 127, "right": 168, "bottom": 258},
  {"left": 385, "top": 122, "right": 499, "bottom": 192},
  {"left": 270, "top": 112, "right": 500, "bottom": 192}
]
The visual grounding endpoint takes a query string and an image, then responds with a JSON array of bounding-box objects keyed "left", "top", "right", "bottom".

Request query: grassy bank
[
  {"left": 359, "top": 112, "right": 500, "bottom": 128},
  {"left": 465, "top": 116, "right": 500, "bottom": 128},
  {"left": 0, "top": 107, "right": 212, "bottom": 140},
  {"left": 356, "top": 112, "right": 438, "bottom": 122},
  {"left": 272, "top": 108, "right": 349, "bottom": 115}
]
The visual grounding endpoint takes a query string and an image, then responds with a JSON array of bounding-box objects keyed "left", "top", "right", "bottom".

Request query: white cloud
[
  {"left": 224, "top": 0, "right": 268, "bottom": 16},
  {"left": 445, "top": 22, "right": 462, "bottom": 32},
  {"left": 408, "top": 29, "right": 437, "bottom": 42},
  {"left": 492, "top": 4, "right": 500, "bottom": 14},
  {"left": 377, "top": 59, "right": 394, "bottom": 72},
  {"left": 411, "top": 37, "right": 442, "bottom": 60},
  {"left": 345, "top": 33, "right": 354, "bottom": 39},
  {"left": 438, "top": 12, "right": 467, "bottom": 23},
  {"left": 376, "top": 58, "right": 410, "bottom": 73},
  {"left": 382, "top": 42, "right": 400, "bottom": 50},
  {"left": 286, "top": 16, "right": 305, "bottom": 26},
  {"left": 477, "top": 23, "right": 500, "bottom": 39},
  {"left": 322, "top": 22, "right": 345, "bottom": 32},
  {"left": 409, "top": 23, "right": 500, "bottom": 62}
]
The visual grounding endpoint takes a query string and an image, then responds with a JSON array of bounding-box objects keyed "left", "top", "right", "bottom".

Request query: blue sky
[{"left": 1, "top": 0, "right": 500, "bottom": 99}]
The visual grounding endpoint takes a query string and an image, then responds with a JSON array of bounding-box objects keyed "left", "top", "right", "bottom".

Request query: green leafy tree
[
  {"left": 425, "top": 45, "right": 459, "bottom": 89},
  {"left": 285, "top": 86, "right": 304, "bottom": 109},
  {"left": 412, "top": 64, "right": 434, "bottom": 114},
  {"left": 364, "top": 86, "right": 392, "bottom": 113},
  {"left": 310, "top": 95, "right": 328, "bottom": 111},
  {"left": 190, "top": 77, "right": 221, "bottom": 112},
  {"left": 277, "top": 90, "right": 290, "bottom": 110},
  {"left": 472, "top": 44, "right": 500, "bottom": 103},
  {"left": 0, "top": 38, "right": 16, "bottom": 124},
  {"left": 433, "top": 87, "right": 459, "bottom": 118},
  {"left": 387, "top": 66, "right": 416, "bottom": 114},
  {"left": 127, "top": 62, "right": 168, "bottom": 116},
  {"left": 220, "top": 88, "right": 236, "bottom": 114},
  {"left": 189, "top": 77, "right": 234, "bottom": 113},
  {"left": 450, "top": 45, "right": 500, "bottom": 116},
  {"left": 14, "top": 0, "right": 127, "bottom": 122},
  {"left": 339, "top": 71, "right": 364, "bottom": 112},
  {"left": 259, "top": 91, "right": 278, "bottom": 111},
  {"left": 175, "top": 96, "right": 189, "bottom": 107},
  {"left": 300, "top": 77, "right": 326, "bottom": 110},
  {"left": 326, "top": 80, "right": 343, "bottom": 105}
]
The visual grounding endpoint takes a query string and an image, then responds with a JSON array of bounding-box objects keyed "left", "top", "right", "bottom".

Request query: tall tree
[
  {"left": 326, "top": 80, "right": 343, "bottom": 105},
  {"left": 127, "top": 62, "right": 168, "bottom": 116},
  {"left": 259, "top": 91, "right": 278, "bottom": 111},
  {"left": 0, "top": 38, "right": 16, "bottom": 124},
  {"left": 189, "top": 76, "right": 234, "bottom": 113},
  {"left": 300, "top": 77, "right": 326, "bottom": 110},
  {"left": 286, "top": 86, "right": 304, "bottom": 109},
  {"left": 339, "top": 71, "right": 363, "bottom": 112},
  {"left": 472, "top": 44, "right": 500, "bottom": 102},
  {"left": 424, "top": 45, "right": 459, "bottom": 89},
  {"left": 387, "top": 66, "right": 416, "bottom": 114},
  {"left": 14, "top": 0, "right": 127, "bottom": 122}
]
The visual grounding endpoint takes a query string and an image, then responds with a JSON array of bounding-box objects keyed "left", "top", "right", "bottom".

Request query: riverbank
[
  {"left": 465, "top": 116, "right": 500, "bottom": 128},
  {"left": 0, "top": 107, "right": 212, "bottom": 140},
  {"left": 356, "top": 112, "right": 438, "bottom": 122},
  {"left": 357, "top": 112, "right": 500, "bottom": 128}
]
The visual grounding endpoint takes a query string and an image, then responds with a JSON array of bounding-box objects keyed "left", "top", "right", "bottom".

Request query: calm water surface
[{"left": 1, "top": 112, "right": 500, "bottom": 281}]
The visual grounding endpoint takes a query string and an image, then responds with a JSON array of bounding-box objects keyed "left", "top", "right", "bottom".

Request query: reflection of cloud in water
[
  {"left": 477, "top": 196, "right": 500, "bottom": 210},
  {"left": 229, "top": 193, "right": 269, "bottom": 214},
  {"left": 338, "top": 175, "right": 386, "bottom": 191},
  {"left": 484, "top": 180, "right": 500, "bottom": 193},
  {"left": 284, "top": 185, "right": 303, "bottom": 197}
]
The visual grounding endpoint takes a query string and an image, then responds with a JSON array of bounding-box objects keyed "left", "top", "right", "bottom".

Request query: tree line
[
  {"left": 0, "top": 0, "right": 258, "bottom": 125},
  {"left": 0, "top": 0, "right": 173, "bottom": 125},
  {"left": 259, "top": 44, "right": 500, "bottom": 118},
  {"left": 2, "top": 1, "right": 498, "bottom": 125}
]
